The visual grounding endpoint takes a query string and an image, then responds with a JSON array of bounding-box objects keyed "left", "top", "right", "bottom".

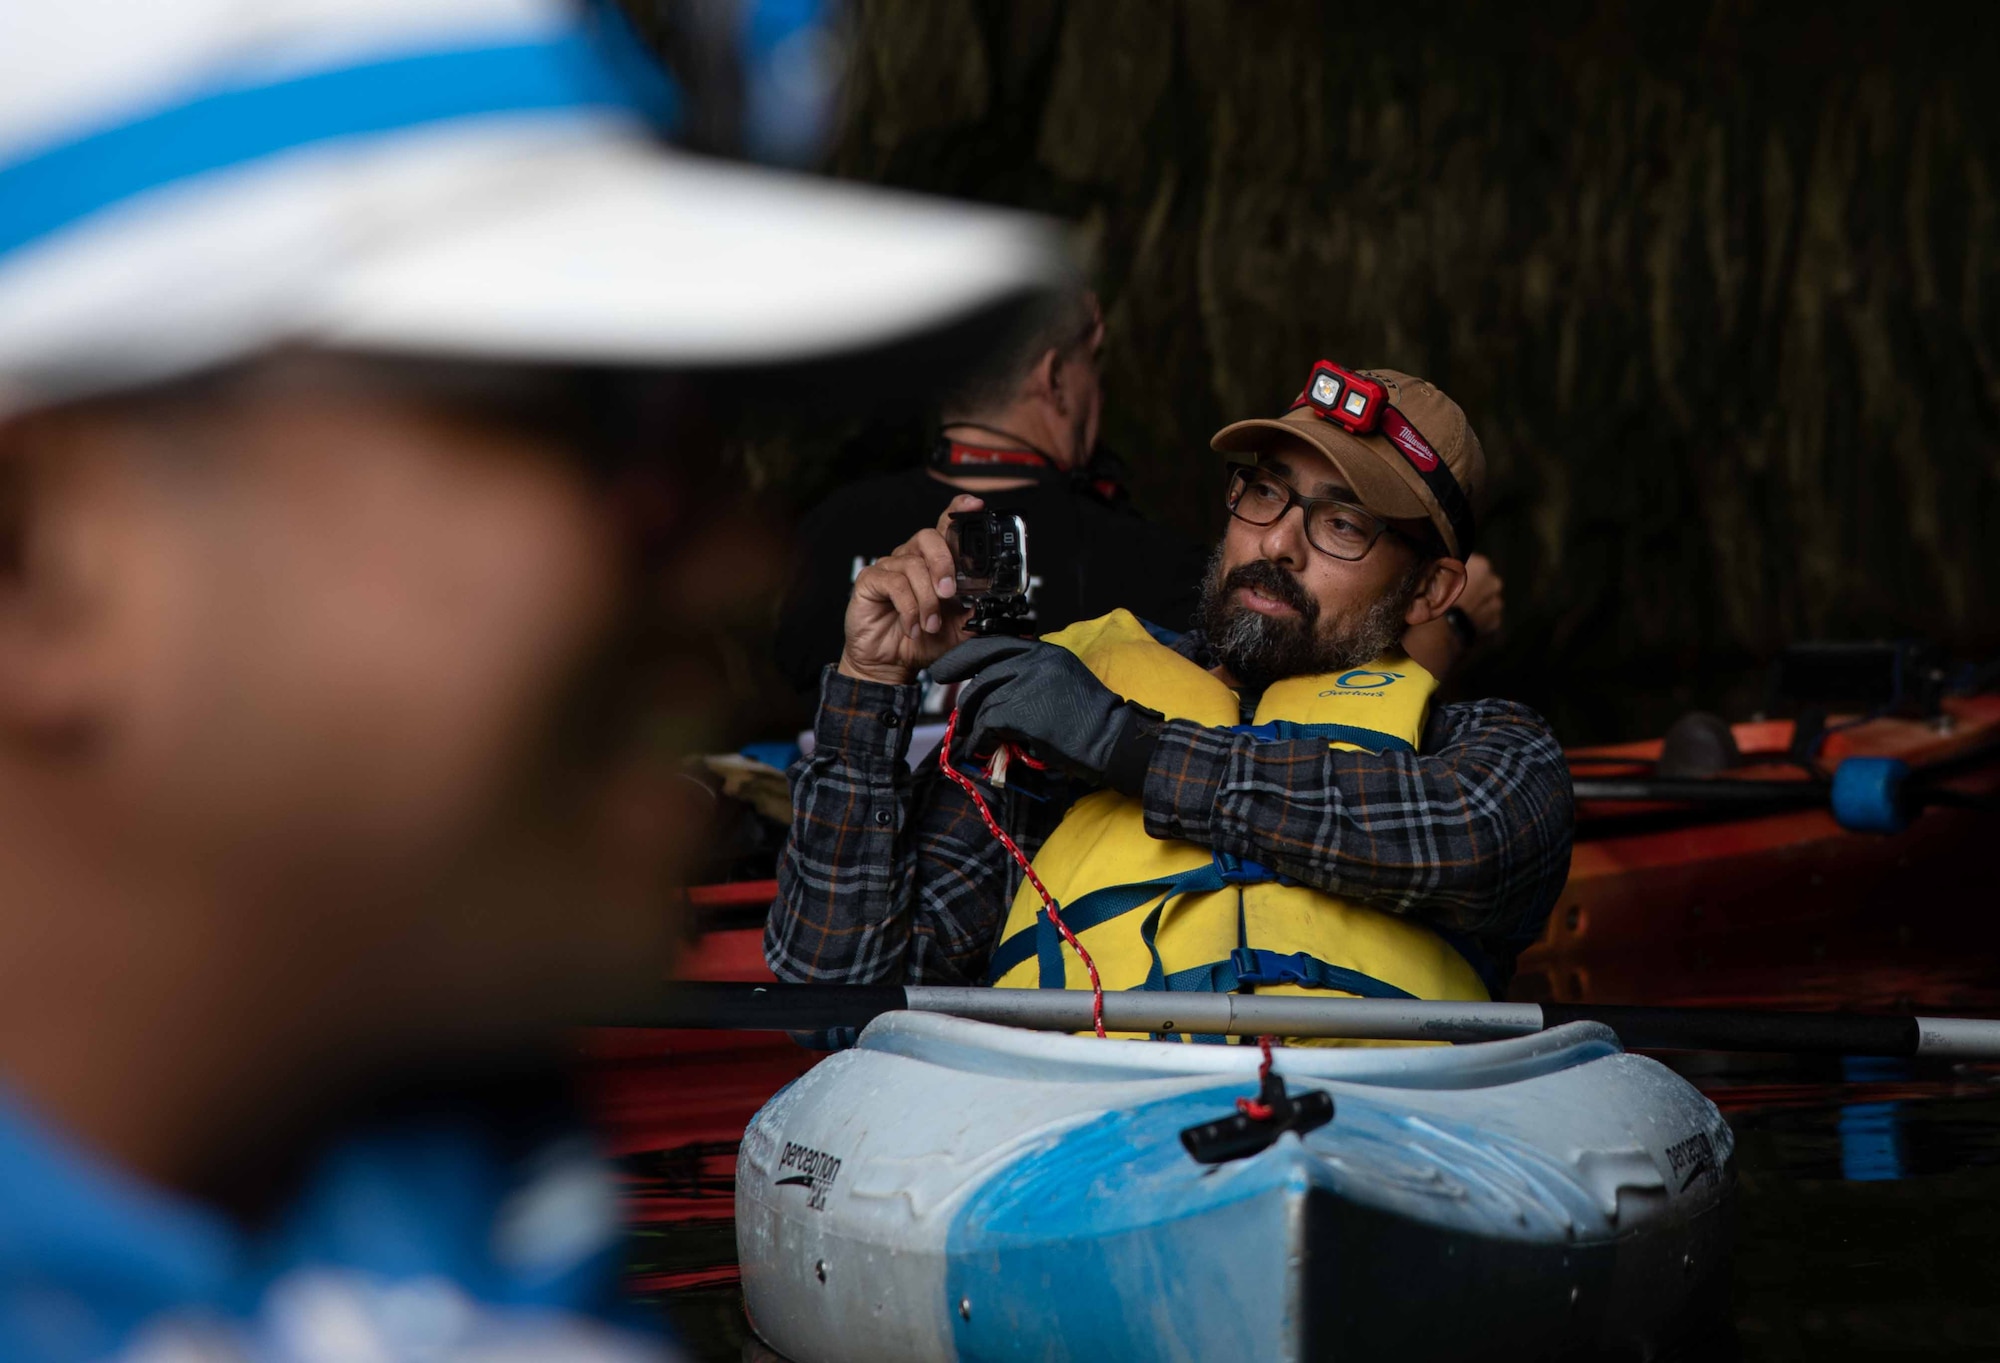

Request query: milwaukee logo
[{"left": 1389, "top": 424, "right": 1438, "bottom": 470}]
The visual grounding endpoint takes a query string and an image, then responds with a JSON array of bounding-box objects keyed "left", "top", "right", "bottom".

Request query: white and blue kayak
[{"left": 736, "top": 1012, "right": 1734, "bottom": 1362}]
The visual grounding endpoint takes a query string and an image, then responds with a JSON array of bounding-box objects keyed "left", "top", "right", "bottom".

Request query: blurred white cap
[{"left": 0, "top": 0, "right": 1070, "bottom": 412}]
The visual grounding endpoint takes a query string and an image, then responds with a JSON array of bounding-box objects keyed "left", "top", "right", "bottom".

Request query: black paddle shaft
[
  {"left": 1570, "top": 777, "right": 1829, "bottom": 805},
  {"left": 608, "top": 981, "right": 907, "bottom": 1032},
  {"left": 1541, "top": 1004, "right": 1920, "bottom": 1055}
]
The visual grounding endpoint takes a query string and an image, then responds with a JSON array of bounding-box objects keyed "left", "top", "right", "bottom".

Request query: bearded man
[{"left": 766, "top": 366, "right": 1572, "bottom": 1012}]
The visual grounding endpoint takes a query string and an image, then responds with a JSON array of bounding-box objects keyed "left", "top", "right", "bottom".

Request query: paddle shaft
[
  {"left": 620, "top": 983, "right": 2000, "bottom": 1059},
  {"left": 1571, "top": 777, "right": 1827, "bottom": 805},
  {"left": 1571, "top": 735, "right": 2000, "bottom": 809}
]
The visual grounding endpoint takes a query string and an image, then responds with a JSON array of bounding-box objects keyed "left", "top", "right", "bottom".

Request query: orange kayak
[
  {"left": 1512, "top": 694, "right": 2000, "bottom": 1013},
  {"left": 582, "top": 881, "right": 806, "bottom": 1276}
]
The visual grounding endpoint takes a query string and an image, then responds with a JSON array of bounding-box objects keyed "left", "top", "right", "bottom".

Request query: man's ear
[
  {"left": 1402, "top": 556, "right": 1468, "bottom": 628},
  {"left": 0, "top": 412, "right": 108, "bottom": 753},
  {"left": 1026, "top": 346, "right": 1065, "bottom": 415}
]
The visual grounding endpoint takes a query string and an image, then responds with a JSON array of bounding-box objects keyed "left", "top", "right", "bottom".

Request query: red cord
[
  {"left": 939, "top": 710, "right": 1277, "bottom": 1079},
  {"left": 1236, "top": 1034, "right": 1279, "bottom": 1120},
  {"left": 940, "top": 708, "right": 1106, "bottom": 1038}
]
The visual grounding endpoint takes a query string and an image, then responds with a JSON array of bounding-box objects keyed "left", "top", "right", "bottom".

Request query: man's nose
[{"left": 1255, "top": 505, "right": 1310, "bottom": 570}]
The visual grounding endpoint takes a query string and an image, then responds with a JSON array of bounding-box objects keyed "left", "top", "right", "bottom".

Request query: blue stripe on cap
[{"left": 0, "top": 23, "right": 676, "bottom": 266}]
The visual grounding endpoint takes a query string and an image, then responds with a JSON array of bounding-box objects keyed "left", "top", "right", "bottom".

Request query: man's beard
[{"left": 1196, "top": 548, "right": 1422, "bottom": 692}]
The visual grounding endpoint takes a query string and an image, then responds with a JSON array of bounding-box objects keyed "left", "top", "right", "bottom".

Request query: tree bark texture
[{"left": 649, "top": 1, "right": 2000, "bottom": 740}]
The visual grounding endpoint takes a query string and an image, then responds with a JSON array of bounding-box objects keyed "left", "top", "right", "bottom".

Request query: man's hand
[
  {"left": 931, "top": 638, "right": 1162, "bottom": 797},
  {"left": 838, "top": 494, "right": 983, "bottom": 686}
]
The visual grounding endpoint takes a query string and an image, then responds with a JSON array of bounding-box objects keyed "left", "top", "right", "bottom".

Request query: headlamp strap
[
  {"left": 1287, "top": 369, "right": 1475, "bottom": 558},
  {"left": 1376, "top": 406, "right": 1475, "bottom": 558}
]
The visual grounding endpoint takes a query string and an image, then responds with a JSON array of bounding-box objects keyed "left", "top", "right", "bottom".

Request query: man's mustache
[{"left": 1220, "top": 560, "right": 1318, "bottom": 624}]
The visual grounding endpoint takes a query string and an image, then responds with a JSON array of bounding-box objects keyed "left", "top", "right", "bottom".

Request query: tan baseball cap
[{"left": 1211, "top": 366, "right": 1486, "bottom": 559}]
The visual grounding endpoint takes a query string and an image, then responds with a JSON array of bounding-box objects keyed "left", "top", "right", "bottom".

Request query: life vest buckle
[
  {"left": 1230, "top": 947, "right": 1317, "bottom": 987},
  {"left": 1212, "top": 852, "right": 1275, "bottom": 886}
]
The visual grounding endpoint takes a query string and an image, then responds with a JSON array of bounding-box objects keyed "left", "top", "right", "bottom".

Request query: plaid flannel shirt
[{"left": 764, "top": 630, "right": 1574, "bottom": 990}]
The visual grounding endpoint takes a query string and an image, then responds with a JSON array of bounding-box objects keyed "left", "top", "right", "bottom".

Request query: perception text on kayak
[
  {"left": 1664, "top": 1132, "right": 1719, "bottom": 1192},
  {"left": 775, "top": 1141, "right": 843, "bottom": 1211}
]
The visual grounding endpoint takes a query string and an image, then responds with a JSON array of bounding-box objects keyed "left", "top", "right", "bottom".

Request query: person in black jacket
[{"left": 772, "top": 286, "right": 1210, "bottom": 696}]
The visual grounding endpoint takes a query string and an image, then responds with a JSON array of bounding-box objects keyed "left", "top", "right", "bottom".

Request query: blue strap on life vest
[
  {"left": 987, "top": 844, "right": 1416, "bottom": 1043},
  {"left": 980, "top": 716, "right": 1422, "bottom": 1017},
  {"left": 983, "top": 853, "right": 1275, "bottom": 985},
  {"left": 1129, "top": 854, "right": 1278, "bottom": 989},
  {"left": 1222, "top": 948, "right": 1419, "bottom": 997},
  {"left": 1144, "top": 943, "right": 1417, "bottom": 1044},
  {"left": 1229, "top": 719, "right": 1415, "bottom": 754}
]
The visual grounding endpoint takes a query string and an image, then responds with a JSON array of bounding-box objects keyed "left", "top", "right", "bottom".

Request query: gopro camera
[{"left": 947, "top": 511, "right": 1031, "bottom": 634}]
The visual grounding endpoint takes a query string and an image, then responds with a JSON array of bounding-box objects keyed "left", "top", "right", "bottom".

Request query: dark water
[
  {"left": 1678, "top": 1053, "right": 2000, "bottom": 1361},
  {"left": 639, "top": 1053, "right": 2000, "bottom": 1362}
]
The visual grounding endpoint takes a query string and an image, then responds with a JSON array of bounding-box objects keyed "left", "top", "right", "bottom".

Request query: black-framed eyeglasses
[{"left": 1224, "top": 464, "right": 1416, "bottom": 562}]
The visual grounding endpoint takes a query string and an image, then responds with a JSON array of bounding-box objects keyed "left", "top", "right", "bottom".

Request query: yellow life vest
[{"left": 985, "top": 609, "right": 1488, "bottom": 1043}]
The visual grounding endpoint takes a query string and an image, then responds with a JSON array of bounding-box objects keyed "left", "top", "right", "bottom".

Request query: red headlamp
[
  {"left": 1281, "top": 359, "right": 1478, "bottom": 558},
  {"left": 1293, "top": 360, "right": 1387, "bottom": 434}
]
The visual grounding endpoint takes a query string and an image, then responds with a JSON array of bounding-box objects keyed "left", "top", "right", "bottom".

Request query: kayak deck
[{"left": 738, "top": 1014, "right": 1734, "bottom": 1363}]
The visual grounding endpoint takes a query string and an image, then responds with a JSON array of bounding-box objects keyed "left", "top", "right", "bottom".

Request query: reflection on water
[
  {"left": 1835, "top": 1057, "right": 1909, "bottom": 1183},
  {"left": 1668, "top": 1051, "right": 2000, "bottom": 1360}
]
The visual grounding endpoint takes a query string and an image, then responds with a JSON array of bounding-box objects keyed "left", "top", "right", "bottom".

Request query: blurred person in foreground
[
  {"left": 766, "top": 365, "right": 1569, "bottom": 1009},
  {"left": 0, "top": 0, "right": 1065, "bottom": 1359},
  {"left": 770, "top": 283, "right": 1211, "bottom": 696}
]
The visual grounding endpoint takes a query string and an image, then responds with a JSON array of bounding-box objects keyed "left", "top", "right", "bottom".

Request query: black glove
[{"left": 930, "top": 637, "right": 1163, "bottom": 797}]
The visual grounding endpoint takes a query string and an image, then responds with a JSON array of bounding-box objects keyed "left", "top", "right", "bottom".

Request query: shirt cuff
[
  {"left": 1139, "top": 718, "right": 1234, "bottom": 845},
  {"left": 813, "top": 665, "right": 923, "bottom": 768}
]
